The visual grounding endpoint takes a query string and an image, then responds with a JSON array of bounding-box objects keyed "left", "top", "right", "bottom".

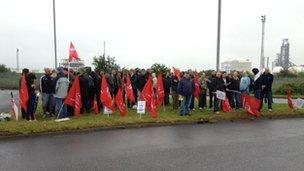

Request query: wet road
[
  {"left": 0, "top": 90, "right": 18, "bottom": 113},
  {"left": 1, "top": 118, "right": 304, "bottom": 170}
]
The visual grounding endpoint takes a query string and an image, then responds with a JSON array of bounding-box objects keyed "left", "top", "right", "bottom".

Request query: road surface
[{"left": 1, "top": 118, "right": 304, "bottom": 170}]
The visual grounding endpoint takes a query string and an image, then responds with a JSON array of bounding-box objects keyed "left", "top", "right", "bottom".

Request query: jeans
[
  {"left": 231, "top": 92, "right": 242, "bottom": 109},
  {"left": 42, "top": 93, "right": 54, "bottom": 114},
  {"left": 26, "top": 94, "right": 38, "bottom": 120},
  {"left": 262, "top": 91, "right": 273, "bottom": 109},
  {"left": 199, "top": 93, "right": 207, "bottom": 109},
  {"left": 164, "top": 92, "right": 170, "bottom": 106},
  {"left": 55, "top": 97, "right": 67, "bottom": 119},
  {"left": 209, "top": 91, "right": 214, "bottom": 108},
  {"left": 214, "top": 96, "right": 221, "bottom": 112},
  {"left": 190, "top": 95, "right": 195, "bottom": 109},
  {"left": 181, "top": 95, "right": 192, "bottom": 115},
  {"left": 254, "top": 90, "right": 263, "bottom": 111},
  {"left": 172, "top": 91, "right": 179, "bottom": 110}
]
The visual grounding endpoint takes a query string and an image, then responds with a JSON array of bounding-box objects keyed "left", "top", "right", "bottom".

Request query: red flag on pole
[
  {"left": 222, "top": 98, "right": 233, "bottom": 112},
  {"left": 126, "top": 75, "right": 135, "bottom": 103},
  {"left": 64, "top": 76, "right": 82, "bottom": 117},
  {"left": 287, "top": 86, "right": 294, "bottom": 109},
  {"left": 115, "top": 88, "right": 127, "bottom": 116},
  {"left": 100, "top": 75, "right": 114, "bottom": 111},
  {"left": 173, "top": 67, "right": 181, "bottom": 80},
  {"left": 69, "top": 42, "right": 80, "bottom": 62},
  {"left": 93, "top": 95, "right": 99, "bottom": 114},
  {"left": 193, "top": 71, "right": 201, "bottom": 100},
  {"left": 140, "top": 77, "right": 158, "bottom": 118},
  {"left": 19, "top": 75, "right": 29, "bottom": 112},
  {"left": 156, "top": 74, "right": 165, "bottom": 107},
  {"left": 242, "top": 94, "right": 261, "bottom": 117}
]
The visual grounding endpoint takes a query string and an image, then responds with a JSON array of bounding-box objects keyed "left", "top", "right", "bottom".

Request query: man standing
[
  {"left": 199, "top": 72, "right": 208, "bottom": 111},
  {"left": 163, "top": 71, "right": 172, "bottom": 106},
  {"left": 252, "top": 68, "right": 263, "bottom": 111},
  {"left": 40, "top": 68, "right": 55, "bottom": 117},
  {"left": 261, "top": 68, "right": 274, "bottom": 111},
  {"left": 207, "top": 71, "right": 216, "bottom": 109},
  {"left": 171, "top": 74, "right": 179, "bottom": 110},
  {"left": 178, "top": 72, "right": 195, "bottom": 116},
  {"left": 54, "top": 67, "right": 69, "bottom": 119},
  {"left": 212, "top": 72, "right": 224, "bottom": 114},
  {"left": 230, "top": 71, "right": 242, "bottom": 109}
]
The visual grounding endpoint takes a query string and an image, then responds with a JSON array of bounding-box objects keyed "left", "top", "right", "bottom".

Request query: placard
[
  {"left": 294, "top": 98, "right": 304, "bottom": 109},
  {"left": 104, "top": 106, "right": 113, "bottom": 114},
  {"left": 216, "top": 90, "right": 226, "bottom": 100},
  {"left": 137, "top": 101, "right": 146, "bottom": 114}
]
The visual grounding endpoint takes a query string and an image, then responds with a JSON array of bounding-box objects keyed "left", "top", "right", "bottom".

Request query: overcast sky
[{"left": 0, "top": 0, "right": 303, "bottom": 71}]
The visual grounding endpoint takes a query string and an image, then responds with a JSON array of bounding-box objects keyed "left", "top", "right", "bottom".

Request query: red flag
[
  {"left": 100, "top": 75, "right": 114, "bottom": 111},
  {"left": 156, "top": 74, "right": 165, "bottom": 107},
  {"left": 115, "top": 88, "right": 127, "bottom": 116},
  {"left": 69, "top": 42, "right": 80, "bottom": 62},
  {"left": 64, "top": 76, "right": 82, "bottom": 117},
  {"left": 242, "top": 94, "right": 261, "bottom": 117},
  {"left": 173, "top": 67, "right": 181, "bottom": 80},
  {"left": 193, "top": 71, "right": 201, "bottom": 100},
  {"left": 287, "top": 87, "right": 294, "bottom": 109},
  {"left": 222, "top": 98, "right": 233, "bottom": 112},
  {"left": 126, "top": 75, "right": 135, "bottom": 103},
  {"left": 140, "top": 77, "right": 158, "bottom": 118},
  {"left": 93, "top": 95, "right": 99, "bottom": 114},
  {"left": 19, "top": 75, "right": 29, "bottom": 112}
]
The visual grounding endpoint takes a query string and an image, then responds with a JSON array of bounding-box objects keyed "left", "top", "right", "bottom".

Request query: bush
[{"left": 274, "top": 82, "right": 304, "bottom": 95}]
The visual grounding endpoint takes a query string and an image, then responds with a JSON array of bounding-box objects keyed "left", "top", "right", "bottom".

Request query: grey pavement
[{"left": 1, "top": 118, "right": 304, "bottom": 170}]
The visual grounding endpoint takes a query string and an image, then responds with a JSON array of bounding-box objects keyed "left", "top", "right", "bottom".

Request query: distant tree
[
  {"left": 276, "top": 70, "right": 297, "bottom": 78},
  {"left": 151, "top": 63, "right": 169, "bottom": 75},
  {"left": 0, "top": 64, "right": 11, "bottom": 73},
  {"left": 92, "top": 55, "right": 120, "bottom": 74}
]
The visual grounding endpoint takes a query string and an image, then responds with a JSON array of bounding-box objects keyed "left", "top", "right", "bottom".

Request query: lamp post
[
  {"left": 216, "top": 0, "right": 222, "bottom": 71},
  {"left": 53, "top": 0, "right": 58, "bottom": 68},
  {"left": 260, "top": 15, "right": 266, "bottom": 70}
]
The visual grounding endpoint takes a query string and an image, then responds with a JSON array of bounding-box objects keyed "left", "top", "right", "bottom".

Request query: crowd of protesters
[{"left": 19, "top": 66, "right": 274, "bottom": 121}]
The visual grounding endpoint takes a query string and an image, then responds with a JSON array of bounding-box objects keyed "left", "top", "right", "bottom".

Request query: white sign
[
  {"left": 294, "top": 98, "right": 304, "bottom": 109},
  {"left": 216, "top": 90, "right": 226, "bottom": 100},
  {"left": 137, "top": 101, "right": 146, "bottom": 114},
  {"left": 104, "top": 107, "right": 113, "bottom": 115}
]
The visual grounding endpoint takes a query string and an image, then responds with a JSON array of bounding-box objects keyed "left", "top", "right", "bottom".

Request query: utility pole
[
  {"left": 53, "top": 0, "right": 58, "bottom": 68},
  {"left": 216, "top": 0, "right": 222, "bottom": 71},
  {"left": 260, "top": 15, "right": 266, "bottom": 70},
  {"left": 266, "top": 56, "right": 269, "bottom": 69},
  {"left": 16, "top": 48, "right": 20, "bottom": 73}
]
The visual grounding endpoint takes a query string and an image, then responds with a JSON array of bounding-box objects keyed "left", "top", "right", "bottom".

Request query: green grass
[{"left": 0, "top": 103, "right": 303, "bottom": 137}]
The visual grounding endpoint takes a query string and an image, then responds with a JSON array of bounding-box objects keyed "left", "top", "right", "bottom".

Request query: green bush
[{"left": 274, "top": 82, "right": 304, "bottom": 95}]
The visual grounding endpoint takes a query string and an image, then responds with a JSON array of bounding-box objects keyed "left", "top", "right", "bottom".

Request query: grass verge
[{"left": 0, "top": 104, "right": 303, "bottom": 138}]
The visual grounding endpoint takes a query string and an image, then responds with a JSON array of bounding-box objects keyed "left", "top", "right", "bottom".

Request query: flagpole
[{"left": 53, "top": 0, "right": 58, "bottom": 68}]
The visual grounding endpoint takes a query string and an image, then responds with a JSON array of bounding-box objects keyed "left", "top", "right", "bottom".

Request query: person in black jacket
[
  {"left": 261, "top": 68, "right": 274, "bottom": 111},
  {"left": 163, "top": 71, "right": 172, "bottom": 106},
  {"left": 252, "top": 68, "right": 263, "bottom": 111},
  {"left": 26, "top": 72, "right": 38, "bottom": 121},
  {"left": 212, "top": 71, "right": 224, "bottom": 113},
  {"left": 206, "top": 71, "right": 216, "bottom": 109},
  {"left": 40, "top": 68, "right": 55, "bottom": 117},
  {"left": 229, "top": 71, "right": 242, "bottom": 109}
]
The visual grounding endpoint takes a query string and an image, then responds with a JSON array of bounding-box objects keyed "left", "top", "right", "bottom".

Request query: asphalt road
[{"left": 1, "top": 118, "right": 304, "bottom": 171}]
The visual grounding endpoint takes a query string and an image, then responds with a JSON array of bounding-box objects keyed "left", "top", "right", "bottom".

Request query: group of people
[{"left": 19, "top": 66, "right": 274, "bottom": 121}]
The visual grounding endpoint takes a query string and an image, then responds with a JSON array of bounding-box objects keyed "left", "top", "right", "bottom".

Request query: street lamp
[
  {"left": 260, "top": 15, "right": 266, "bottom": 70},
  {"left": 53, "top": 0, "right": 58, "bottom": 68},
  {"left": 216, "top": 0, "right": 222, "bottom": 71}
]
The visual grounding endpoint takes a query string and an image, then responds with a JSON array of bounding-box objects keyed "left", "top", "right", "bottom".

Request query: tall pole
[
  {"left": 216, "top": 0, "right": 222, "bottom": 71},
  {"left": 16, "top": 48, "right": 19, "bottom": 73},
  {"left": 260, "top": 15, "right": 266, "bottom": 70},
  {"left": 53, "top": 0, "right": 58, "bottom": 68}
]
